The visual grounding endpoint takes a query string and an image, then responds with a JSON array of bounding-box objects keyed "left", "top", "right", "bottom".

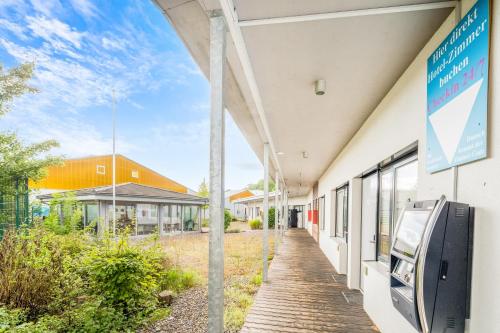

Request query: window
[
  {"left": 137, "top": 204, "right": 159, "bottom": 235},
  {"left": 377, "top": 156, "right": 418, "bottom": 263},
  {"left": 107, "top": 204, "right": 135, "bottom": 232},
  {"left": 96, "top": 165, "right": 105, "bottom": 175},
  {"left": 131, "top": 170, "right": 139, "bottom": 178},
  {"left": 319, "top": 196, "right": 325, "bottom": 230},
  {"left": 335, "top": 185, "right": 349, "bottom": 238}
]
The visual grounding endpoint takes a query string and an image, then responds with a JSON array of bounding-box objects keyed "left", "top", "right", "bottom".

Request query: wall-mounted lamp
[{"left": 302, "top": 151, "right": 308, "bottom": 159}]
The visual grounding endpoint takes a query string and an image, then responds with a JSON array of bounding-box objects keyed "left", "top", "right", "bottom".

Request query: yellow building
[{"left": 30, "top": 154, "right": 188, "bottom": 193}]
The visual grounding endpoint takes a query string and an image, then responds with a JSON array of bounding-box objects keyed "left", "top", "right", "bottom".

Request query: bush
[
  {"left": 268, "top": 207, "right": 275, "bottom": 229},
  {"left": 0, "top": 224, "right": 196, "bottom": 332},
  {"left": 0, "top": 227, "right": 80, "bottom": 318},
  {"left": 158, "top": 268, "right": 199, "bottom": 294},
  {"left": 224, "top": 209, "right": 232, "bottom": 231},
  {"left": 248, "top": 219, "right": 262, "bottom": 230},
  {"left": 83, "top": 235, "right": 163, "bottom": 318}
]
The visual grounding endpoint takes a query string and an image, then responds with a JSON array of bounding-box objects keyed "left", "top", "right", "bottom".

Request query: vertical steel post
[
  {"left": 208, "top": 12, "right": 226, "bottom": 333},
  {"left": 274, "top": 172, "right": 279, "bottom": 254},
  {"left": 112, "top": 89, "right": 116, "bottom": 237},
  {"left": 263, "top": 143, "right": 269, "bottom": 282}
]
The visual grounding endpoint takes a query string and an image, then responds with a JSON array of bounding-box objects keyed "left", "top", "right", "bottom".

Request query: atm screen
[{"left": 393, "top": 210, "right": 431, "bottom": 258}]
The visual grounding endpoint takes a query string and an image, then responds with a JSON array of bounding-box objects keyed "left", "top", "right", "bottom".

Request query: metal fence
[{"left": 0, "top": 178, "right": 30, "bottom": 238}]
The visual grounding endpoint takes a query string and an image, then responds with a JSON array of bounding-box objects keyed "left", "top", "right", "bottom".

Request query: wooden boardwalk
[{"left": 241, "top": 229, "right": 379, "bottom": 333}]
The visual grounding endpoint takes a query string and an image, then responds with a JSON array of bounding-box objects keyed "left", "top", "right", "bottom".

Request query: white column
[
  {"left": 208, "top": 12, "right": 226, "bottom": 333},
  {"left": 263, "top": 143, "right": 269, "bottom": 282},
  {"left": 274, "top": 172, "right": 279, "bottom": 254}
]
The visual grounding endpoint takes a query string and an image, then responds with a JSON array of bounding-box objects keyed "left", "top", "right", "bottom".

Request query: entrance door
[{"left": 360, "top": 173, "right": 378, "bottom": 291}]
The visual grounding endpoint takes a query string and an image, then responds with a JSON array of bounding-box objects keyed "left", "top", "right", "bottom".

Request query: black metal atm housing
[{"left": 390, "top": 196, "right": 474, "bottom": 333}]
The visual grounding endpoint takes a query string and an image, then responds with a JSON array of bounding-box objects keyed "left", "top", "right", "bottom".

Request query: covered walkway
[{"left": 242, "top": 229, "right": 379, "bottom": 333}]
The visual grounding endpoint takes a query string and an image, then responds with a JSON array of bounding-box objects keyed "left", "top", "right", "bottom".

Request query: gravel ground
[{"left": 140, "top": 287, "right": 208, "bottom": 333}]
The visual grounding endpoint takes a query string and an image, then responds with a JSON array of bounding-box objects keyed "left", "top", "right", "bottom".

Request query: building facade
[
  {"left": 38, "top": 183, "right": 207, "bottom": 236},
  {"left": 30, "top": 155, "right": 188, "bottom": 194}
]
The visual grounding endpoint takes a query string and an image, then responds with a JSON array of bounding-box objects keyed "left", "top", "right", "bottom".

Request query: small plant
[
  {"left": 201, "top": 218, "right": 209, "bottom": 228},
  {"left": 268, "top": 207, "right": 275, "bottom": 228},
  {"left": 248, "top": 219, "right": 262, "bottom": 230},
  {"left": 225, "top": 228, "right": 241, "bottom": 234},
  {"left": 158, "top": 268, "right": 199, "bottom": 294},
  {"left": 224, "top": 209, "right": 232, "bottom": 231}
]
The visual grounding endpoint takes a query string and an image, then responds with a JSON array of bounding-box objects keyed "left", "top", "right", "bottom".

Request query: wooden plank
[{"left": 241, "top": 229, "right": 379, "bottom": 332}]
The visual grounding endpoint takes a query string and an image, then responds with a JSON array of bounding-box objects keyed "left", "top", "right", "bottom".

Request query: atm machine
[{"left": 390, "top": 196, "right": 474, "bottom": 333}]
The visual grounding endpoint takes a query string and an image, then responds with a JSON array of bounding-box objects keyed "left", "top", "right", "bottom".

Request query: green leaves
[{"left": 0, "top": 62, "right": 38, "bottom": 117}]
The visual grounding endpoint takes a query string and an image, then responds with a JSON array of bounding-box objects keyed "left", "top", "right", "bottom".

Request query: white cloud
[
  {"left": 0, "top": 18, "right": 27, "bottom": 40},
  {"left": 69, "top": 0, "right": 98, "bottom": 19},
  {"left": 29, "top": 0, "right": 63, "bottom": 18},
  {"left": 27, "top": 16, "right": 85, "bottom": 49}
]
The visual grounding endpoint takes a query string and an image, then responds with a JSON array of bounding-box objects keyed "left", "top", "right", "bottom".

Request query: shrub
[
  {"left": 44, "top": 193, "right": 83, "bottom": 235},
  {"left": 224, "top": 209, "right": 232, "bottom": 231},
  {"left": 0, "top": 227, "right": 77, "bottom": 318},
  {"left": 248, "top": 219, "right": 262, "bottom": 230},
  {"left": 159, "top": 268, "right": 199, "bottom": 294},
  {"left": 82, "top": 235, "right": 163, "bottom": 318},
  {"left": 201, "top": 218, "right": 209, "bottom": 228},
  {"left": 268, "top": 207, "right": 275, "bottom": 229}
]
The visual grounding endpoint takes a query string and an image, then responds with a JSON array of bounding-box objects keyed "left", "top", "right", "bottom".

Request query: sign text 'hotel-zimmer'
[{"left": 426, "top": 0, "right": 490, "bottom": 173}]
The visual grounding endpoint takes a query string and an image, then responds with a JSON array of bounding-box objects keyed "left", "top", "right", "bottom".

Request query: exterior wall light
[
  {"left": 314, "top": 79, "right": 326, "bottom": 95},
  {"left": 302, "top": 151, "right": 308, "bottom": 159}
]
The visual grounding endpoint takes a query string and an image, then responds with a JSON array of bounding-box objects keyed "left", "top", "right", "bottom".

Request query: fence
[{"left": 0, "top": 178, "right": 30, "bottom": 238}]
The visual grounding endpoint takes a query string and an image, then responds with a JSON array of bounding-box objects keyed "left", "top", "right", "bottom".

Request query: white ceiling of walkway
[{"left": 156, "top": 0, "right": 454, "bottom": 196}]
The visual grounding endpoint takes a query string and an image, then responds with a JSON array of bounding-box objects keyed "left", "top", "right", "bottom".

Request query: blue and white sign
[{"left": 427, "top": 0, "right": 489, "bottom": 173}]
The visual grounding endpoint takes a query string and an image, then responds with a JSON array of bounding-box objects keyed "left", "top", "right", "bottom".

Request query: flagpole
[{"left": 112, "top": 89, "right": 117, "bottom": 238}]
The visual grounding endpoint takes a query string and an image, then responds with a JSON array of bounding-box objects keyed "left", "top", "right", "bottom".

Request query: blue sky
[{"left": 0, "top": 0, "right": 262, "bottom": 191}]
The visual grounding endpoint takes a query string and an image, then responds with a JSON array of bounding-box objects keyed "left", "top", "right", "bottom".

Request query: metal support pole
[
  {"left": 274, "top": 172, "right": 279, "bottom": 254},
  {"left": 208, "top": 12, "right": 226, "bottom": 333},
  {"left": 262, "top": 143, "right": 270, "bottom": 282},
  {"left": 112, "top": 89, "right": 116, "bottom": 237}
]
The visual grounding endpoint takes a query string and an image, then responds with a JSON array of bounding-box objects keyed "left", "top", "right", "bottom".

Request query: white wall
[{"left": 307, "top": 1, "right": 500, "bottom": 332}]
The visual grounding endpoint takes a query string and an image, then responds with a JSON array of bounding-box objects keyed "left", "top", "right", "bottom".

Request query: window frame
[
  {"left": 376, "top": 154, "right": 418, "bottom": 263},
  {"left": 335, "top": 184, "right": 349, "bottom": 239},
  {"left": 319, "top": 196, "right": 326, "bottom": 230}
]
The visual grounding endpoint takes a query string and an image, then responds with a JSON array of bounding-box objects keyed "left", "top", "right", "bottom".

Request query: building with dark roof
[{"left": 38, "top": 183, "right": 207, "bottom": 236}]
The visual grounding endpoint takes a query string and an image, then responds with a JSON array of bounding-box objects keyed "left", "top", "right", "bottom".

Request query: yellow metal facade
[
  {"left": 30, "top": 155, "right": 188, "bottom": 193},
  {"left": 229, "top": 190, "right": 254, "bottom": 202}
]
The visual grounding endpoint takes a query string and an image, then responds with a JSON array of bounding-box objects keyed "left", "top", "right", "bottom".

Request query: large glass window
[
  {"left": 84, "top": 203, "right": 99, "bottom": 228},
  {"left": 137, "top": 204, "right": 158, "bottom": 235},
  {"left": 335, "top": 185, "right": 349, "bottom": 238},
  {"left": 377, "top": 156, "right": 418, "bottom": 263},
  {"left": 171, "top": 205, "right": 182, "bottom": 232},
  {"left": 160, "top": 204, "right": 181, "bottom": 234},
  {"left": 107, "top": 204, "right": 135, "bottom": 233},
  {"left": 182, "top": 205, "right": 200, "bottom": 231}
]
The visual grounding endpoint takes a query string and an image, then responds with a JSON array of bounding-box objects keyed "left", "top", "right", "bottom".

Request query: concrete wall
[{"left": 307, "top": 1, "right": 500, "bottom": 332}]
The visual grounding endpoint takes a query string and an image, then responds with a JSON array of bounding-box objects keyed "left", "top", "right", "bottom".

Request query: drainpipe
[
  {"left": 263, "top": 143, "right": 269, "bottom": 282},
  {"left": 207, "top": 12, "right": 226, "bottom": 333}
]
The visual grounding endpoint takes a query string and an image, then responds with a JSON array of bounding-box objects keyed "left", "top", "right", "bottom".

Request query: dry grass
[
  {"left": 158, "top": 230, "right": 275, "bottom": 332},
  {"left": 159, "top": 230, "right": 274, "bottom": 281}
]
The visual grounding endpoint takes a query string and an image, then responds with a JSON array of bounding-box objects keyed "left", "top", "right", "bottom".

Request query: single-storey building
[{"left": 38, "top": 182, "right": 207, "bottom": 236}]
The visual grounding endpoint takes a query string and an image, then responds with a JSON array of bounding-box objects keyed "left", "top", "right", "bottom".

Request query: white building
[{"left": 156, "top": 0, "right": 500, "bottom": 331}]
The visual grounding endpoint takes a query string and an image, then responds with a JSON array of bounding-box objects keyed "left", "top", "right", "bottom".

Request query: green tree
[
  {"left": 247, "top": 179, "right": 276, "bottom": 192},
  {"left": 197, "top": 178, "right": 209, "bottom": 197},
  {"left": 0, "top": 62, "right": 61, "bottom": 196},
  {"left": 0, "top": 62, "right": 38, "bottom": 116}
]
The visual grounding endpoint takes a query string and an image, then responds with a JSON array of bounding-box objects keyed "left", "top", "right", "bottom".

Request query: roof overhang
[
  {"left": 153, "top": 0, "right": 456, "bottom": 196},
  {"left": 39, "top": 194, "right": 207, "bottom": 205}
]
